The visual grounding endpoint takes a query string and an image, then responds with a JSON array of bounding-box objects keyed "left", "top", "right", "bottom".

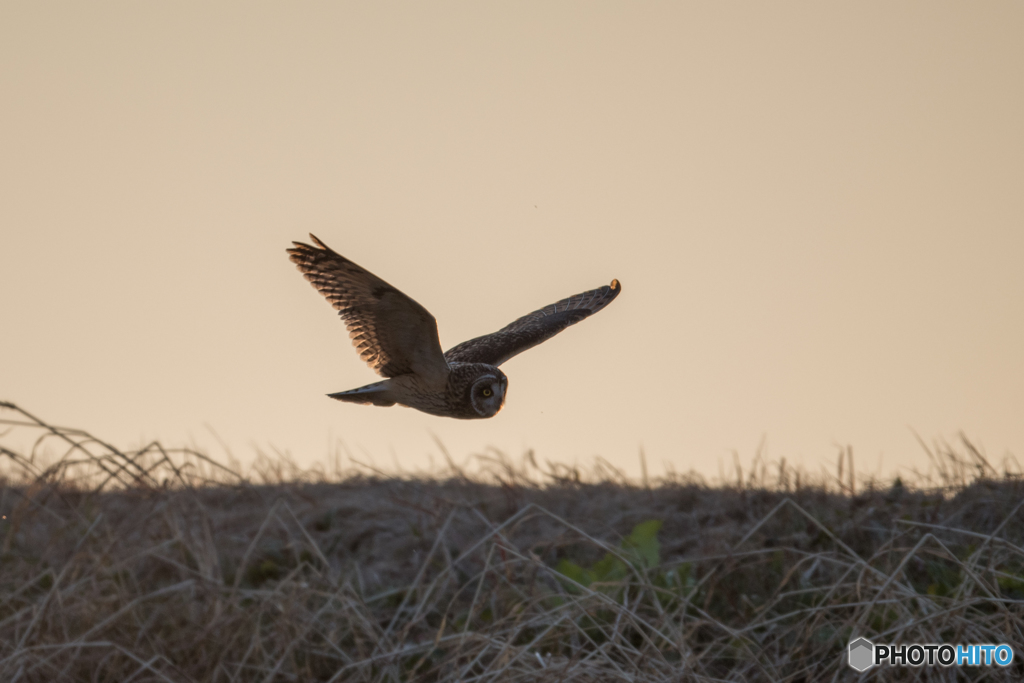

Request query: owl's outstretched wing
[
  {"left": 288, "top": 235, "right": 449, "bottom": 384},
  {"left": 444, "top": 279, "right": 621, "bottom": 367}
]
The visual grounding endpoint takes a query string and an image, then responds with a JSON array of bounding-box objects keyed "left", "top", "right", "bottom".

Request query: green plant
[{"left": 555, "top": 519, "right": 663, "bottom": 592}]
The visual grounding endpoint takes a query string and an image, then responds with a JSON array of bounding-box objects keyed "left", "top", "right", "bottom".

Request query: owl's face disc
[{"left": 469, "top": 373, "right": 508, "bottom": 418}]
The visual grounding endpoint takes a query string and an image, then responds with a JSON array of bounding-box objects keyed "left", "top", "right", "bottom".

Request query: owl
[{"left": 287, "top": 234, "right": 620, "bottom": 419}]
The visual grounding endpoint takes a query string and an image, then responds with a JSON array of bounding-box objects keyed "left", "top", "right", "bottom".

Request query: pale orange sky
[{"left": 2, "top": 2, "right": 1022, "bottom": 482}]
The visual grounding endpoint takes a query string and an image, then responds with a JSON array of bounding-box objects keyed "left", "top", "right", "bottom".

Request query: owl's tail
[{"left": 328, "top": 380, "right": 397, "bottom": 407}]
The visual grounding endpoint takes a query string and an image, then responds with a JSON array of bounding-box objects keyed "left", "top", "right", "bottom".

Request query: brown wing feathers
[
  {"left": 287, "top": 235, "right": 448, "bottom": 383},
  {"left": 289, "top": 233, "right": 620, "bottom": 377},
  {"left": 443, "top": 279, "right": 621, "bottom": 367}
]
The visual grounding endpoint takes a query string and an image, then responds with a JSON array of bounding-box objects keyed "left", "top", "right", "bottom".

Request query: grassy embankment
[{"left": 1, "top": 400, "right": 1022, "bottom": 682}]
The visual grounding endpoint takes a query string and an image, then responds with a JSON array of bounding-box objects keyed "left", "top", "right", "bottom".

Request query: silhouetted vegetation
[{"left": 1, "top": 401, "right": 1022, "bottom": 681}]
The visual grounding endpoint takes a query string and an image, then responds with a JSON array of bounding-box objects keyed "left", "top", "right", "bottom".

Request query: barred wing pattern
[
  {"left": 287, "top": 235, "right": 449, "bottom": 384},
  {"left": 444, "top": 279, "right": 621, "bottom": 367}
]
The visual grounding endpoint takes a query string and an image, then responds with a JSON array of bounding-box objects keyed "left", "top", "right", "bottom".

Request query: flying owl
[{"left": 287, "top": 234, "right": 620, "bottom": 419}]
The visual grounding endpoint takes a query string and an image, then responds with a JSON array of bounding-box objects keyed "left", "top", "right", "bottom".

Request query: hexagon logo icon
[{"left": 848, "top": 637, "right": 874, "bottom": 671}]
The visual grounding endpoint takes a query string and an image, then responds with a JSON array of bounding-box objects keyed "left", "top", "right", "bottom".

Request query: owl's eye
[{"left": 482, "top": 388, "right": 493, "bottom": 397}]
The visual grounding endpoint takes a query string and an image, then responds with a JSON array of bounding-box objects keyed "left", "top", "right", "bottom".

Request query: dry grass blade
[{"left": 1, "top": 401, "right": 1023, "bottom": 681}]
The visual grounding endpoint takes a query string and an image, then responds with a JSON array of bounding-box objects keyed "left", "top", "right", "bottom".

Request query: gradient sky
[{"left": 3, "top": 2, "right": 1022, "bottom": 483}]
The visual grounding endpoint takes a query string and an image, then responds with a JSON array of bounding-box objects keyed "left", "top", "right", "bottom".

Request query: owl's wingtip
[
  {"left": 287, "top": 233, "right": 334, "bottom": 256},
  {"left": 286, "top": 233, "right": 320, "bottom": 252}
]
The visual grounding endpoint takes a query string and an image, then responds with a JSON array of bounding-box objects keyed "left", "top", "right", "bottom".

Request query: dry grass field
[{"left": 1, "top": 400, "right": 1023, "bottom": 682}]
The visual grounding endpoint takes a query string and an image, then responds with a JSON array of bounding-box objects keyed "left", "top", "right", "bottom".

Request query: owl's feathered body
[
  {"left": 287, "top": 234, "right": 619, "bottom": 419},
  {"left": 328, "top": 363, "right": 508, "bottom": 419}
]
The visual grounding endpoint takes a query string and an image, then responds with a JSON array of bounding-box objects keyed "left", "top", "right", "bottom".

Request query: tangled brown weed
[{"left": 1, "top": 401, "right": 1023, "bottom": 682}]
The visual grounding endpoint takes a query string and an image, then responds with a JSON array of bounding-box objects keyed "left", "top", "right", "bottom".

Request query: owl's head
[{"left": 467, "top": 370, "right": 508, "bottom": 418}]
